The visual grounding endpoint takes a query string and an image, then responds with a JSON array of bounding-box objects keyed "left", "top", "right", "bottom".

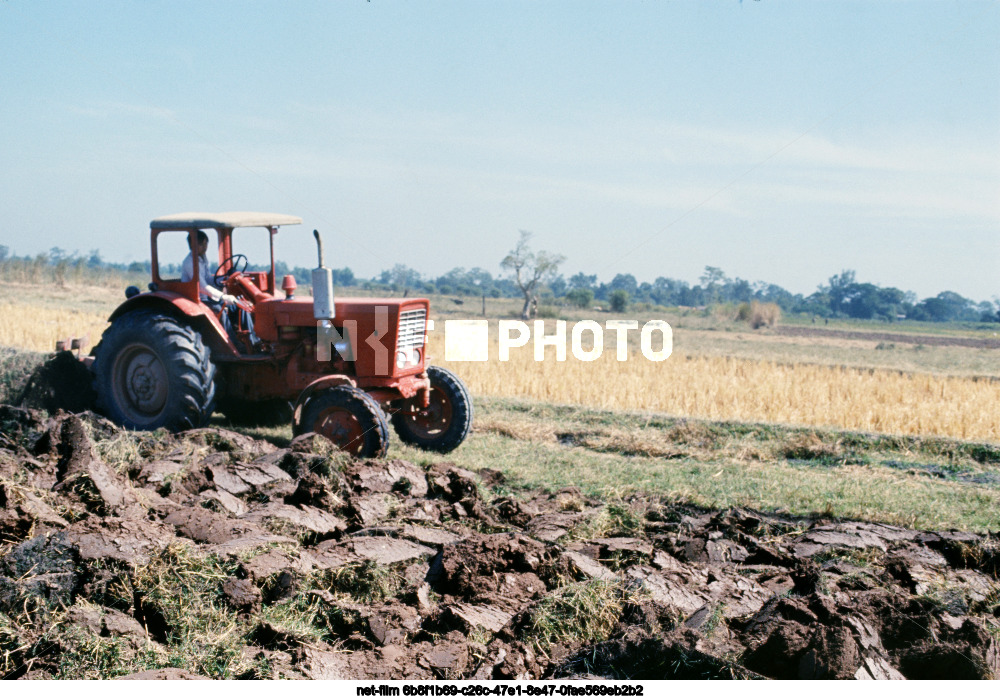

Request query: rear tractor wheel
[
  {"left": 295, "top": 386, "right": 390, "bottom": 459},
  {"left": 94, "top": 310, "right": 216, "bottom": 431},
  {"left": 391, "top": 366, "right": 472, "bottom": 453}
]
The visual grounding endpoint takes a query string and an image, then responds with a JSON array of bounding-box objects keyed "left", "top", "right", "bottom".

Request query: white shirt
[{"left": 181, "top": 252, "right": 224, "bottom": 302}]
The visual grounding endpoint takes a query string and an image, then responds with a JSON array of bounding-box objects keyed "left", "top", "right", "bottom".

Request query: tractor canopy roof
[{"left": 150, "top": 212, "right": 302, "bottom": 230}]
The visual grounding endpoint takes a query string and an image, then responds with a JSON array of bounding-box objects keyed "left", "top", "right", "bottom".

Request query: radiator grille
[{"left": 397, "top": 308, "right": 427, "bottom": 352}]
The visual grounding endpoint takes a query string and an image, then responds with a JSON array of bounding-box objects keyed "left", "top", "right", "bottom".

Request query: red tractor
[{"left": 90, "top": 212, "right": 471, "bottom": 458}]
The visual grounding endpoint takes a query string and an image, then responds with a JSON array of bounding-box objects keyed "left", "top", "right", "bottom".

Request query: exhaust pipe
[{"left": 312, "top": 230, "right": 335, "bottom": 323}]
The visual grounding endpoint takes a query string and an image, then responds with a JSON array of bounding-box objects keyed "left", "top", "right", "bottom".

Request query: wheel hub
[
  {"left": 114, "top": 345, "right": 168, "bottom": 419},
  {"left": 317, "top": 408, "right": 366, "bottom": 455},
  {"left": 401, "top": 387, "right": 452, "bottom": 438}
]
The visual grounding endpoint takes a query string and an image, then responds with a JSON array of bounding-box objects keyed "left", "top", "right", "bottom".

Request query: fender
[
  {"left": 108, "top": 291, "right": 240, "bottom": 359},
  {"left": 291, "top": 374, "right": 358, "bottom": 430}
]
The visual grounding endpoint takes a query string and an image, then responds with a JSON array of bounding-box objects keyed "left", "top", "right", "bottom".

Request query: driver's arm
[
  {"left": 203, "top": 281, "right": 236, "bottom": 306},
  {"left": 202, "top": 282, "right": 227, "bottom": 303},
  {"left": 198, "top": 259, "right": 234, "bottom": 304}
]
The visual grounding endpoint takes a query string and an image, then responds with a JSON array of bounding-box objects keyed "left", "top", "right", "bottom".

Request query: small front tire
[
  {"left": 295, "top": 386, "right": 390, "bottom": 459},
  {"left": 390, "top": 366, "right": 472, "bottom": 453}
]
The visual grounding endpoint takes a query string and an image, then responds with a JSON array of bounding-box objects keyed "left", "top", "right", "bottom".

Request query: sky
[{"left": 1, "top": 1, "right": 998, "bottom": 302}]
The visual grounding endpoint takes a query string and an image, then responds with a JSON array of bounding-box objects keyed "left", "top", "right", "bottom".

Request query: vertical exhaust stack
[{"left": 312, "top": 229, "right": 335, "bottom": 326}]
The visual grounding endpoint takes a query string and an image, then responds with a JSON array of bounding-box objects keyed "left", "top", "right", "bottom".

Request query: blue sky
[{"left": 1, "top": 1, "right": 998, "bottom": 301}]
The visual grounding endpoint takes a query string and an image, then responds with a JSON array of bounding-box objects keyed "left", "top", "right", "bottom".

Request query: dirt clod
[{"left": 0, "top": 406, "right": 998, "bottom": 679}]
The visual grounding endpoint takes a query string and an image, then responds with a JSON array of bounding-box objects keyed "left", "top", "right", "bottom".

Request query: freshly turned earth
[{"left": 0, "top": 404, "right": 998, "bottom": 680}]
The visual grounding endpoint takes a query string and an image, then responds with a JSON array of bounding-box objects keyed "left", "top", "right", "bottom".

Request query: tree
[
  {"left": 651, "top": 277, "right": 689, "bottom": 306},
  {"left": 389, "top": 264, "right": 422, "bottom": 296},
  {"left": 699, "top": 266, "right": 728, "bottom": 303},
  {"left": 729, "top": 278, "right": 752, "bottom": 303},
  {"left": 565, "top": 287, "right": 594, "bottom": 309},
  {"left": 568, "top": 272, "right": 597, "bottom": 292},
  {"left": 332, "top": 267, "right": 355, "bottom": 287},
  {"left": 912, "top": 291, "right": 977, "bottom": 322},
  {"left": 501, "top": 231, "right": 565, "bottom": 320},
  {"left": 609, "top": 289, "right": 629, "bottom": 312},
  {"left": 548, "top": 274, "right": 567, "bottom": 298},
  {"left": 822, "top": 270, "right": 856, "bottom": 316},
  {"left": 609, "top": 273, "right": 638, "bottom": 297},
  {"left": 845, "top": 283, "right": 882, "bottom": 319}
]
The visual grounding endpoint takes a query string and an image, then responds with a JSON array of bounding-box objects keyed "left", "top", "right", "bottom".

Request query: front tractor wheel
[
  {"left": 296, "top": 386, "right": 390, "bottom": 459},
  {"left": 391, "top": 366, "right": 472, "bottom": 453},
  {"left": 94, "top": 310, "right": 216, "bottom": 431}
]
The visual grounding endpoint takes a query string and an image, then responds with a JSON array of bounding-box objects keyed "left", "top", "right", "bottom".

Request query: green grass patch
[
  {"left": 314, "top": 559, "right": 404, "bottom": 604},
  {"left": 0, "top": 346, "right": 46, "bottom": 404},
  {"left": 523, "top": 579, "right": 643, "bottom": 655},
  {"left": 568, "top": 502, "right": 646, "bottom": 540},
  {"left": 396, "top": 396, "right": 1000, "bottom": 532}
]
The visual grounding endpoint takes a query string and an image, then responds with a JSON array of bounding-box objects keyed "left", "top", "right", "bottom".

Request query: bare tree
[
  {"left": 501, "top": 230, "right": 565, "bottom": 320},
  {"left": 389, "top": 264, "right": 422, "bottom": 297}
]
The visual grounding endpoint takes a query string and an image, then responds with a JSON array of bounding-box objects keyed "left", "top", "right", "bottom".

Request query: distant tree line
[
  {"left": 368, "top": 260, "right": 998, "bottom": 324},
  {"left": 1, "top": 244, "right": 996, "bottom": 324}
]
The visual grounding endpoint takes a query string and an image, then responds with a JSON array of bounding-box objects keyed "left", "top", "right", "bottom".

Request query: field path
[{"left": 774, "top": 325, "right": 1000, "bottom": 349}]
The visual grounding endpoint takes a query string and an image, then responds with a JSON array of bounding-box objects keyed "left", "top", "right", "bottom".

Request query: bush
[
  {"left": 609, "top": 290, "right": 629, "bottom": 313},
  {"left": 565, "top": 288, "right": 594, "bottom": 309},
  {"left": 736, "top": 301, "right": 781, "bottom": 329}
]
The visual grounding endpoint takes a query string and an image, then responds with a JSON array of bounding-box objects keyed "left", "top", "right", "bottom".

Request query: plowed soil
[{"left": 1, "top": 405, "right": 998, "bottom": 680}]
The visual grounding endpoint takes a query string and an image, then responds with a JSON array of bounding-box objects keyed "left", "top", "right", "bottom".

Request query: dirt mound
[
  {"left": 0, "top": 406, "right": 998, "bottom": 679},
  {"left": 15, "top": 351, "right": 97, "bottom": 414}
]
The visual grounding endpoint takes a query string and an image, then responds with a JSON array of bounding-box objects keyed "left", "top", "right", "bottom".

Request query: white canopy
[{"left": 150, "top": 212, "right": 302, "bottom": 229}]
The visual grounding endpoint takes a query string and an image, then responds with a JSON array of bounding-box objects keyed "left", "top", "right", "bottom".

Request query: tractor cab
[
  {"left": 150, "top": 211, "right": 302, "bottom": 304},
  {"left": 145, "top": 212, "right": 302, "bottom": 355}
]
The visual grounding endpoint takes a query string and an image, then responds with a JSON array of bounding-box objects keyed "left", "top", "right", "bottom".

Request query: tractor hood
[
  {"left": 258, "top": 296, "right": 428, "bottom": 328},
  {"left": 255, "top": 296, "right": 430, "bottom": 378}
]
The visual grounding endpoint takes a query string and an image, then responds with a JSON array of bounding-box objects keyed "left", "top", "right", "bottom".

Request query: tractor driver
[
  {"left": 181, "top": 230, "right": 260, "bottom": 352},
  {"left": 181, "top": 230, "right": 238, "bottom": 308}
]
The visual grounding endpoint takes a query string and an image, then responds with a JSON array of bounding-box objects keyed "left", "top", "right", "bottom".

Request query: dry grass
[
  {"left": 429, "top": 331, "right": 1000, "bottom": 441},
  {"left": 1, "top": 286, "right": 997, "bottom": 442},
  {"left": 735, "top": 301, "right": 781, "bottom": 329},
  {"left": 0, "top": 303, "right": 109, "bottom": 355}
]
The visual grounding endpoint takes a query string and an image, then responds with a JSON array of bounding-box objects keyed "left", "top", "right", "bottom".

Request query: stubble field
[{"left": 4, "top": 281, "right": 998, "bottom": 441}]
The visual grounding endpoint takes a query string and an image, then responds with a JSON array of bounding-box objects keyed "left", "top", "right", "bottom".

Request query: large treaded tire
[
  {"left": 295, "top": 386, "right": 390, "bottom": 459},
  {"left": 390, "top": 366, "right": 472, "bottom": 454},
  {"left": 94, "top": 310, "right": 216, "bottom": 432}
]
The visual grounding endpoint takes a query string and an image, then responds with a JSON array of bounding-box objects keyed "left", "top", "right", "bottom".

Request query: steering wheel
[{"left": 213, "top": 254, "right": 248, "bottom": 288}]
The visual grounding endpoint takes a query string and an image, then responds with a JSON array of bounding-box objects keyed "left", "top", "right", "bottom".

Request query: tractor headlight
[{"left": 395, "top": 347, "right": 422, "bottom": 369}]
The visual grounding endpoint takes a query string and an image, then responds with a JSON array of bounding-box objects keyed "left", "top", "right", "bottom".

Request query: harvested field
[
  {"left": 1, "top": 407, "right": 998, "bottom": 679},
  {"left": 434, "top": 336, "right": 1000, "bottom": 441},
  {"left": 3, "top": 285, "right": 998, "bottom": 440}
]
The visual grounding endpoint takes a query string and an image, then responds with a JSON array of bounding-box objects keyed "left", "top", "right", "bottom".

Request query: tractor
[{"left": 89, "top": 212, "right": 471, "bottom": 458}]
